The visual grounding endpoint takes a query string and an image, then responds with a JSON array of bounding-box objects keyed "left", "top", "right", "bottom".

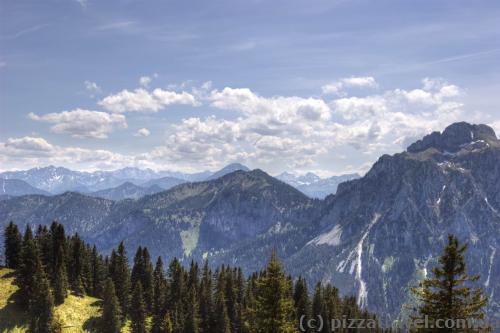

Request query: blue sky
[{"left": 1, "top": 0, "right": 500, "bottom": 175}]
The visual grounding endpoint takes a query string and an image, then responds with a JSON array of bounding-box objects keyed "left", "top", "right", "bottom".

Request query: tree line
[
  {"left": 3, "top": 222, "right": 490, "bottom": 332},
  {"left": 3, "top": 221, "right": 379, "bottom": 333}
]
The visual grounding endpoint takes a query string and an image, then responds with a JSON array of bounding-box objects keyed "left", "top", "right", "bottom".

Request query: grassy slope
[{"left": 0, "top": 268, "right": 102, "bottom": 332}]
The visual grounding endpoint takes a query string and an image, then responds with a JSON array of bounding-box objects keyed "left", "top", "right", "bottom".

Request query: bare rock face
[
  {"left": 286, "top": 122, "right": 500, "bottom": 324},
  {"left": 407, "top": 122, "right": 498, "bottom": 153}
]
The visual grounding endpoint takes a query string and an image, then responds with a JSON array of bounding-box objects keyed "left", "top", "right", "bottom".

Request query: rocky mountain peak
[{"left": 407, "top": 122, "right": 498, "bottom": 153}]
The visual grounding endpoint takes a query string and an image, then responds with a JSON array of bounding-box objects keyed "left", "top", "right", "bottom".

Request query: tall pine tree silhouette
[
  {"left": 412, "top": 234, "right": 489, "bottom": 332},
  {"left": 18, "top": 225, "right": 38, "bottom": 310},
  {"left": 29, "top": 262, "right": 55, "bottom": 333},
  {"left": 101, "top": 278, "right": 122, "bottom": 333},
  {"left": 131, "top": 282, "right": 147, "bottom": 333},
  {"left": 4, "top": 221, "right": 22, "bottom": 269}
]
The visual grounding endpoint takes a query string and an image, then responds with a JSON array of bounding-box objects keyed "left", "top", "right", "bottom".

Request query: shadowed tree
[
  {"left": 101, "top": 278, "right": 122, "bottom": 333},
  {"left": 4, "top": 221, "right": 22, "bottom": 269}
]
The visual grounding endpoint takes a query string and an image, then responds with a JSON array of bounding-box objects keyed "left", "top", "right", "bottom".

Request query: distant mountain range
[
  {"left": 0, "top": 122, "right": 499, "bottom": 323},
  {"left": 276, "top": 172, "right": 359, "bottom": 198},
  {"left": 0, "top": 179, "right": 50, "bottom": 197},
  {"left": 0, "top": 162, "right": 354, "bottom": 200}
]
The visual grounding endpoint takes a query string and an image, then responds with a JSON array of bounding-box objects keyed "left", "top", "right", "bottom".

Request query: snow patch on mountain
[
  {"left": 308, "top": 224, "right": 342, "bottom": 246},
  {"left": 485, "top": 246, "right": 496, "bottom": 288},
  {"left": 335, "top": 213, "right": 381, "bottom": 308}
]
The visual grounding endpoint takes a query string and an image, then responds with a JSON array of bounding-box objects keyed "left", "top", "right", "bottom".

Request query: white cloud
[
  {"left": 29, "top": 109, "right": 127, "bottom": 139},
  {"left": 322, "top": 76, "right": 378, "bottom": 95},
  {"left": 3, "top": 136, "right": 54, "bottom": 156},
  {"left": 210, "top": 87, "right": 331, "bottom": 121},
  {"left": 84, "top": 80, "right": 102, "bottom": 97},
  {"left": 139, "top": 73, "right": 158, "bottom": 87},
  {"left": 139, "top": 76, "right": 152, "bottom": 87},
  {"left": 142, "top": 78, "right": 472, "bottom": 171},
  {"left": 3, "top": 77, "right": 486, "bottom": 174},
  {"left": 342, "top": 76, "right": 378, "bottom": 88},
  {"left": 0, "top": 136, "right": 138, "bottom": 171},
  {"left": 134, "top": 128, "right": 151, "bottom": 137},
  {"left": 99, "top": 88, "right": 199, "bottom": 113}
]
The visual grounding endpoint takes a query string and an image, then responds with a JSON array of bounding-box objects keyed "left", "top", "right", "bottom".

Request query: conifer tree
[
  {"left": 293, "top": 277, "right": 311, "bottom": 333},
  {"left": 109, "top": 242, "right": 130, "bottom": 318},
  {"left": 101, "top": 278, "right": 122, "bottom": 333},
  {"left": 29, "top": 263, "right": 55, "bottom": 333},
  {"left": 53, "top": 253, "right": 69, "bottom": 305},
  {"left": 152, "top": 257, "right": 167, "bottom": 333},
  {"left": 199, "top": 261, "right": 213, "bottom": 333},
  {"left": 131, "top": 246, "right": 144, "bottom": 288},
  {"left": 4, "top": 221, "right": 22, "bottom": 269},
  {"left": 184, "top": 288, "right": 200, "bottom": 333},
  {"left": 49, "top": 222, "right": 66, "bottom": 276},
  {"left": 69, "top": 234, "right": 84, "bottom": 294},
  {"left": 35, "top": 225, "right": 51, "bottom": 270},
  {"left": 224, "top": 267, "right": 237, "bottom": 331},
  {"left": 131, "top": 282, "right": 147, "bottom": 333},
  {"left": 253, "top": 253, "right": 296, "bottom": 333},
  {"left": 18, "top": 225, "right": 39, "bottom": 309},
  {"left": 412, "top": 234, "right": 489, "bottom": 332},
  {"left": 90, "top": 245, "right": 106, "bottom": 298},
  {"left": 166, "top": 257, "right": 185, "bottom": 332},
  {"left": 213, "top": 271, "right": 231, "bottom": 333}
]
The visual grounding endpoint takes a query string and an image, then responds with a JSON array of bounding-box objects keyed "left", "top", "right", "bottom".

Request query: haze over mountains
[
  {"left": 0, "top": 122, "right": 499, "bottom": 323},
  {"left": 0, "top": 162, "right": 354, "bottom": 200}
]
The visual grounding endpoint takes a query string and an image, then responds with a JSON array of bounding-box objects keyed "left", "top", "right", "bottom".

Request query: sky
[{"left": 1, "top": 0, "right": 500, "bottom": 175}]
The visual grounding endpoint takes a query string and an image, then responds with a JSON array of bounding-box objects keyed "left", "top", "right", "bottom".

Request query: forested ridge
[{"left": 2, "top": 221, "right": 379, "bottom": 332}]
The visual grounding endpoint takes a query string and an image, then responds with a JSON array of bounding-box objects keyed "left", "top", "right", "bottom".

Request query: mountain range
[
  {"left": 0, "top": 122, "right": 498, "bottom": 324},
  {"left": 0, "top": 163, "right": 353, "bottom": 200},
  {"left": 276, "top": 172, "right": 359, "bottom": 198}
]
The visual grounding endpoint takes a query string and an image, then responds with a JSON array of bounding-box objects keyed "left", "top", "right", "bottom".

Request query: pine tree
[
  {"left": 322, "top": 285, "right": 341, "bottom": 333},
  {"left": 131, "top": 282, "right": 147, "bottom": 333},
  {"left": 131, "top": 246, "right": 144, "bottom": 289},
  {"left": 109, "top": 242, "right": 130, "bottom": 318},
  {"left": 90, "top": 245, "right": 105, "bottom": 298},
  {"left": 293, "top": 277, "right": 311, "bottom": 333},
  {"left": 142, "top": 247, "right": 154, "bottom": 312},
  {"left": 199, "top": 260, "right": 213, "bottom": 333},
  {"left": 35, "top": 225, "right": 51, "bottom": 270},
  {"left": 29, "top": 263, "right": 55, "bottom": 333},
  {"left": 234, "top": 267, "right": 245, "bottom": 333},
  {"left": 4, "top": 221, "right": 22, "bottom": 269},
  {"left": 152, "top": 257, "right": 167, "bottom": 333},
  {"left": 184, "top": 288, "right": 200, "bottom": 333},
  {"left": 213, "top": 271, "right": 231, "bottom": 333},
  {"left": 131, "top": 247, "right": 154, "bottom": 313},
  {"left": 224, "top": 267, "right": 237, "bottom": 331},
  {"left": 166, "top": 257, "right": 186, "bottom": 332},
  {"left": 412, "top": 234, "right": 489, "bottom": 332},
  {"left": 53, "top": 253, "right": 69, "bottom": 305},
  {"left": 101, "top": 278, "right": 122, "bottom": 333},
  {"left": 68, "top": 234, "right": 82, "bottom": 293},
  {"left": 253, "top": 253, "right": 296, "bottom": 333},
  {"left": 18, "top": 225, "right": 39, "bottom": 310}
]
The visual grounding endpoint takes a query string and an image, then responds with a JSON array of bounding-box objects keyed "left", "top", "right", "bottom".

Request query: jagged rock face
[
  {"left": 407, "top": 122, "right": 499, "bottom": 153},
  {"left": 287, "top": 122, "right": 500, "bottom": 323}
]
